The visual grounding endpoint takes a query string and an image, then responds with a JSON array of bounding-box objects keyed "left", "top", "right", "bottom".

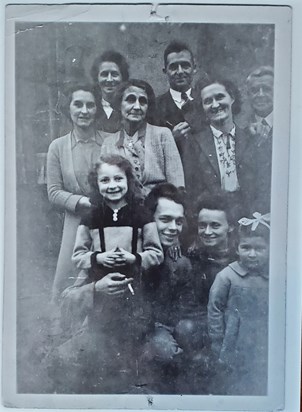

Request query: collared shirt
[
  {"left": 71, "top": 131, "right": 103, "bottom": 193},
  {"left": 101, "top": 98, "right": 114, "bottom": 119},
  {"left": 210, "top": 124, "right": 239, "bottom": 192},
  {"left": 255, "top": 112, "right": 273, "bottom": 130},
  {"left": 169, "top": 88, "right": 193, "bottom": 109}
]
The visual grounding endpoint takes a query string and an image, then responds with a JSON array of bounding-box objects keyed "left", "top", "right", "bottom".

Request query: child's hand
[
  {"left": 116, "top": 248, "right": 136, "bottom": 265},
  {"left": 95, "top": 272, "right": 133, "bottom": 296},
  {"left": 96, "top": 249, "right": 126, "bottom": 268}
]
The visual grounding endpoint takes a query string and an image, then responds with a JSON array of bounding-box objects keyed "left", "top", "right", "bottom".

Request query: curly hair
[
  {"left": 88, "top": 154, "right": 143, "bottom": 206},
  {"left": 198, "top": 76, "right": 242, "bottom": 115},
  {"left": 90, "top": 50, "right": 129, "bottom": 84},
  {"left": 111, "top": 79, "right": 156, "bottom": 124}
]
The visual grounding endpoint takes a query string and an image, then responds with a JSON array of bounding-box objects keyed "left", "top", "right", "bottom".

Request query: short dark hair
[
  {"left": 60, "top": 82, "right": 96, "bottom": 119},
  {"left": 88, "top": 154, "right": 143, "bottom": 206},
  {"left": 112, "top": 79, "right": 156, "bottom": 124},
  {"left": 196, "top": 193, "right": 235, "bottom": 226},
  {"left": 164, "top": 40, "right": 194, "bottom": 68},
  {"left": 145, "top": 183, "right": 186, "bottom": 216},
  {"left": 246, "top": 65, "right": 274, "bottom": 87},
  {"left": 198, "top": 76, "right": 242, "bottom": 115},
  {"left": 90, "top": 50, "right": 129, "bottom": 83}
]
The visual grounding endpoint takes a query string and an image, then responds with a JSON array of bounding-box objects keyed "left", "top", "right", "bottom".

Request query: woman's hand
[
  {"left": 76, "top": 196, "right": 92, "bottom": 211},
  {"left": 94, "top": 273, "right": 133, "bottom": 296}
]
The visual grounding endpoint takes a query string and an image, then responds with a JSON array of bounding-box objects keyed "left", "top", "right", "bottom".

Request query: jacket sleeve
[
  {"left": 47, "top": 139, "right": 83, "bottom": 212},
  {"left": 72, "top": 224, "right": 94, "bottom": 269},
  {"left": 207, "top": 269, "right": 231, "bottom": 356},
  {"left": 139, "top": 221, "right": 163, "bottom": 270},
  {"left": 161, "top": 128, "right": 185, "bottom": 188}
]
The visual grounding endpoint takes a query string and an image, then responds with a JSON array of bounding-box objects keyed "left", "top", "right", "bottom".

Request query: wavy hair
[
  {"left": 88, "top": 154, "right": 143, "bottom": 207},
  {"left": 111, "top": 79, "right": 156, "bottom": 124}
]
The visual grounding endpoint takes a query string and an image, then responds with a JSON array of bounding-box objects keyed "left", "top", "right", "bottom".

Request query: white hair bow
[{"left": 238, "top": 212, "right": 270, "bottom": 231}]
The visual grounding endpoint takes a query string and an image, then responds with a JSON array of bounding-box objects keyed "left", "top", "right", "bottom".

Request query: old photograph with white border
[{"left": 3, "top": 3, "right": 294, "bottom": 410}]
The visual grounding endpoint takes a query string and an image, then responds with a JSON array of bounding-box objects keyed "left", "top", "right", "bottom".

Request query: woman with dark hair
[
  {"left": 47, "top": 83, "right": 105, "bottom": 308},
  {"left": 101, "top": 79, "right": 185, "bottom": 197},
  {"left": 183, "top": 77, "right": 255, "bottom": 214},
  {"left": 90, "top": 50, "right": 129, "bottom": 132}
]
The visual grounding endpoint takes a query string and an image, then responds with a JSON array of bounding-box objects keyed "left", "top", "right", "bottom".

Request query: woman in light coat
[
  {"left": 47, "top": 83, "right": 105, "bottom": 306},
  {"left": 100, "top": 79, "right": 184, "bottom": 197}
]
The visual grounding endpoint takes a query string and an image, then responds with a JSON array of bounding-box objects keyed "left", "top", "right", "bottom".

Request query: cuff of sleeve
[
  {"left": 66, "top": 194, "right": 84, "bottom": 213},
  {"left": 91, "top": 251, "right": 101, "bottom": 268},
  {"left": 135, "top": 253, "right": 142, "bottom": 267}
]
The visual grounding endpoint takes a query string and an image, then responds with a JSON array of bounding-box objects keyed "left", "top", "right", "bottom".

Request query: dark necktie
[
  {"left": 223, "top": 133, "right": 232, "bottom": 151},
  {"left": 181, "top": 92, "right": 191, "bottom": 113}
]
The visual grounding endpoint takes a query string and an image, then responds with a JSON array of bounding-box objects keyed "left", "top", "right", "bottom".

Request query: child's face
[
  {"left": 97, "top": 164, "right": 128, "bottom": 205},
  {"left": 237, "top": 236, "right": 269, "bottom": 271}
]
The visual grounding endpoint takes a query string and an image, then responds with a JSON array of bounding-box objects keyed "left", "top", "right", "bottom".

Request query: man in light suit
[
  {"left": 246, "top": 66, "right": 274, "bottom": 213},
  {"left": 155, "top": 41, "right": 204, "bottom": 158}
]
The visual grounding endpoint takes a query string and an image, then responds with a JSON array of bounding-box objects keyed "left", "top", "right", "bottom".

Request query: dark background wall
[{"left": 15, "top": 21, "right": 274, "bottom": 184}]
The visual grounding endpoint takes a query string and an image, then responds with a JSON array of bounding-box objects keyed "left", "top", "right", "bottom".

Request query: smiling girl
[{"left": 54, "top": 154, "right": 163, "bottom": 393}]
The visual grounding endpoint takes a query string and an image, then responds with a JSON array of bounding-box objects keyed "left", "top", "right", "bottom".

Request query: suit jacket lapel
[{"left": 193, "top": 126, "right": 220, "bottom": 175}]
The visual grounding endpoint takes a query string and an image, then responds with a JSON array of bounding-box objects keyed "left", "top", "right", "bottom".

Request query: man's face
[
  {"left": 237, "top": 236, "right": 269, "bottom": 271},
  {"left": 164, "top": 50, "right": 196, "bottom": 92},
  {"left": 198, "top": 208, "right": 230, "bottom": 250},
  {"left": 154, "top": 198, "right": 185, "bottom": 249},
  {"left": 247, "top": 74, "right": 274, "bottom": 118}
]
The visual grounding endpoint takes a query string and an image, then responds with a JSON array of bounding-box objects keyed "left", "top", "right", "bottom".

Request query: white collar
[
  {"left": 210, "top": 124, "right": 236, "bottom": 138},
  {"left": 169, "top": 88, "right": 192, "bottom": 103},
  {"left": 255, "top": 112, "right": 273, "bottom": 128},
  {"left": 101, "top": 98, "right": 112, "bottom": 108}
]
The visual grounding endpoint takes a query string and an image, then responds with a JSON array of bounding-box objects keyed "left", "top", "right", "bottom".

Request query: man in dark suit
[
  {"left": 155, "top": 41, "right": 204, "bottom": 158},
  {"left": 245, "top": 66, "right": 274, "bottom": 213}
]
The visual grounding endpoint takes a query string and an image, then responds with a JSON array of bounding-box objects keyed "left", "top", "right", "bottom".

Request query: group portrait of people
[
  {"left": 11, "top": 15, "right": 274, "bottom": 396},
  {"left": 31, "top": 31, "right": 274, "bottom": 396}
]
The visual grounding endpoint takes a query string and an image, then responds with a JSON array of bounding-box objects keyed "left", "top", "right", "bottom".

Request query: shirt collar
[
  {"left": 101, "top": 98, "right": 112, "bottom": 108},
  {"left": 71, "top": 130, "right": 97, "bottom": 148},
  {"left": 229, "top": 261, "right": 269, "bottom": 279},
  {"left": 116, "top": 123, "right": 147, "bottom": 149},
  {"left": 169, "top": 88, "right": 192, "bottom": 103},
  {"left": 255, "top": 112, "right": 273, "bottom": 128},
  {"left": 210, "top": 124, "right": 236, "bottom": 138}
]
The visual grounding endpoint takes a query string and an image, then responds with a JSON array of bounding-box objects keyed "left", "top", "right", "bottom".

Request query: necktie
[
  {"left": 181, "top": 91, "right": 189, "bottom": 103},
  {"left": 223, "top": 133, "right": 232, "bottom": 151},
  {"left": 261, "top": 118, "right": 269, "bottom": 127}
]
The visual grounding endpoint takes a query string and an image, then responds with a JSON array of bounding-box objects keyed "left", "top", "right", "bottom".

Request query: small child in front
[{"left": 208, "top": 212, "right": 270, "bottom": 395}]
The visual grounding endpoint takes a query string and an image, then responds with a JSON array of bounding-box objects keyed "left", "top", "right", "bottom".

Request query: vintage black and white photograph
[{"left": 3, "top": 2, "right": 295, "bottom": 410}]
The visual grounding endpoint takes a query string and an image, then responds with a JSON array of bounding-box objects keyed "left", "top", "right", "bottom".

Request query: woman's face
[
  {"left": 69, "top": 90, "right": 97, "bottom": 129},
  {"left": 97, "top": 61, "right": 122, "bottom": 101},
  {"left": 121, "top": 86, "right": 148, "bottom": 125},
  {"left": 201, "top": 83, "right": 234, "bottom": 126}
]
